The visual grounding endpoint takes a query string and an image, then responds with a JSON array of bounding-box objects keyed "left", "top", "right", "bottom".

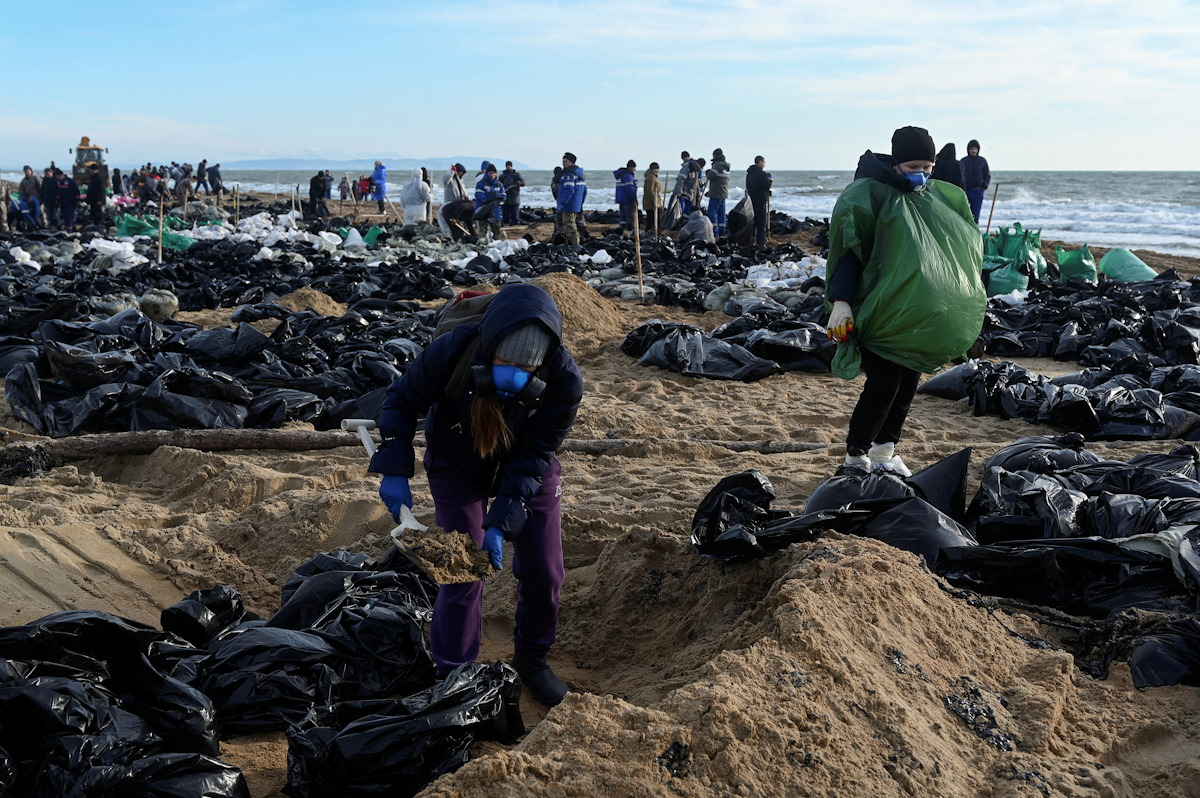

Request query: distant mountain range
[{"left": 222, "top": 157, "right": 533, "bottom": 171}]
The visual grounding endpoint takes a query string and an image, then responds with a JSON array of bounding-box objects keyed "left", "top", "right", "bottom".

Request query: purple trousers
[{"left": 425, "top": 453, "right": 564, "bottom": 675}]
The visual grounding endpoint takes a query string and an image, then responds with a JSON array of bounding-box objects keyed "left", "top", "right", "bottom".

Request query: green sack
[
  {"left": 115, "top": 214, "right": 157, "bottom": 237},
  {"left": 826, "top": 179, "right": 986, "bottom": 379},
  {"left": 1098, "top": 248, "right": 1157, "bottom": 282},
  {"left": 994, "top": 223, "right": 1046, "bottom": 279},
  {"left": 337, "top": 227, "right": 350, "bottom": 239},
  {"left": 1055, "top": 245, "right": 1097, "bottom": 284},
  {"left": 985, "top": 261, "right": 1029, "bottom": 295},
  {"left": 363, "top": 225, "right": 383, "bottom": 245},
  {"left": 160, "top": 231, "right": 195, "bottom": 251}
]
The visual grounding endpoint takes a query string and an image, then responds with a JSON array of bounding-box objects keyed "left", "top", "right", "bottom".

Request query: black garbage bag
[
  {"left": 284, "top": 661, "right": 523, "bottom": 798},
  {"left": 619, "top": 320, "right": 701, "bottom": 358},
  {"left": 1126, "top": 445, "right": 1200, "bottom": 480},
  {"left": 307, "top": 597, "right": 436, "bottom": 700},
  {"left": 1129, "top": 618, "right": 1200, "bottom": 687},
  {"left": 968, "top": 467, "right": 1090, "bottom": 542},
  {"left": 0, "top": 610, "right": 219, "bottom": 755},
  {"left": 1086, "top": 492, "right": 1170, "bottom": 540},
  {"left": 636, "top": 327, "right": 781, "bottom": 382},
  {"left": 804, "top": 471, "right": 914, "bottom": 514},
  {"left": 198, "top": 627, "right": 342, "bottom": 737},
  {"left": 738, "top": 326, "right": 835, "bottom": 372},
  {"left": 983, "top": 433, "right": 1100, "bottom": 474},
  {"left": 937, "top": 537, "right": 1194, "bottom": 619},
  {"left": 844, "top": 496, "right": 977, "bottom": 566},
  {"left": 691, "top": 470, "right": 788, "bottom": 561},
  {"left": 916, "top": 360, "right": 985, "bottom": 400},
  {"left": 44, "top": 752, "right": 249, "bottom": 798},
  {"left": 161, "top": 585, "right": 260, "bottom": 648},
  {"left": 905, "top": 447, "right": 974, "bottom": 521}
]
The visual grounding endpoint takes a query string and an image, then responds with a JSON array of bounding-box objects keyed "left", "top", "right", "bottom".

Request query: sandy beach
[{"left": 3, "top": 212, "right": 1200, "bottom": 797}]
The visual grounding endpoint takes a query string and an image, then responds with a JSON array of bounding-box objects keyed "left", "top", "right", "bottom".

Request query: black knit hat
[
  {"left": 562, "top": 152, "right": 577, "bottom": 164},
  {"left": 495, "top": 323, "right": 552, "bottom": 368},
  {"left": 891, "top": 126, "right": 936, "bottom": 163}
]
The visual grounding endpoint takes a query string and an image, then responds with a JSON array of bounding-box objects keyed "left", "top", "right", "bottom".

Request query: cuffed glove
[
  {"left": 379, "top": 475, "right": 412, "bottom": 521},
  {"left": 826, "top": 300, "right": 855, "bottom": 342},
  {"left": 482, "top": 526, "right": 505, "bottom": 571}
]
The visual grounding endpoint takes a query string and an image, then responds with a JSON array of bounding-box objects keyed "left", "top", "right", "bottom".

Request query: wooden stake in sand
[
  {"left": 632, "top": 199, "right": 645, "bottom": 299},
  {"left": 234, "top": 186, "right": 240, "bottom": 227},
  {"left": 275, "top": 172, "right": 279, "bottom": 199},
  {"left": 985, "top": 184, "right": 1000, "bottom": 235}
]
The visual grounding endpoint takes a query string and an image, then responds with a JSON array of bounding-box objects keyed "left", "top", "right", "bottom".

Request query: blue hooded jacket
[
  {"left": 613, "top": 167, "right": 637, "bottom": 205},
  {"left": 557, "top": 165, "right": 587, "bottom": 213},
  {"left": 474, "top": 173, "right": 506, "bottom": 220},
  {"left": 370, "top": 164, "right": 387, "bottom": 200},
  {"left": 369, "top": 284, "right": 584, "bottom": 538}
]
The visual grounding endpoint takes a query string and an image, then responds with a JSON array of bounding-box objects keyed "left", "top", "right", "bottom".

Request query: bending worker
[
  {"left": 824, "top": 125, "right": 985, "bottom": 477},
  {"left": 370, "top": 283, "right": 584, "bottom": 706}
]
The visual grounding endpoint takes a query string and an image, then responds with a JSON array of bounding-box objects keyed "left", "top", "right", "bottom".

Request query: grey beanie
[{"left": 495, "top": 323, "right": 553, "bottom": 368}]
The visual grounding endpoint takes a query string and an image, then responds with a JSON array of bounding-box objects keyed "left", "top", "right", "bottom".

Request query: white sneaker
[
  {"left": 837, "top": 453, "right": 871, "bottom": 475},
  {"left": 868, "top": 442, "right": 912, "bottom": 477}
]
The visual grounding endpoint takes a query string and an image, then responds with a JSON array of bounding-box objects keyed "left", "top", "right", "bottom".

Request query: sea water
[{"left": 7, "top": 167, "right": 1198, "bottom": 257}]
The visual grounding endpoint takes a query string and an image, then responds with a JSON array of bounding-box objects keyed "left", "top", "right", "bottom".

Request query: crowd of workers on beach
[{"left": 3, "top": 140, "right": 990, "bottom": 248}]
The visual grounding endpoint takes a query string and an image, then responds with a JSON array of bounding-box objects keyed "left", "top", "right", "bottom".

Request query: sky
[{"left": 3, "top": 0, "right": 1199, "bottom": 171}]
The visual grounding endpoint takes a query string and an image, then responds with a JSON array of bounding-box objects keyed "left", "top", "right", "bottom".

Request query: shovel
[{"left": 342, "top": 418, "right": 491, "bottom": 583}]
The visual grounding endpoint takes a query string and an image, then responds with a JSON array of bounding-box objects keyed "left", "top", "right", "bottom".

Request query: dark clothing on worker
[
  {"left": 498, "top": 167, "right": 525, "bottom": 225},
  {"left": 932, "top": 143, "right": 965, "bottom": 189},
  {"left": 440, "top": 198, "right": 477, "bottom": 241},
  {"left": 308, "top": 173, "right": 329, "bottom": 217},
  {"left": 56, "top": 175, "right": 79, "bottom": 229},
  {"left": 960, "top": 144, "right": 990, "bottom": 223},
  {"left": 87, "top": 170, "right": 106, "bottom": 225},
  {"left": 746, "top": 163, "right": 772, "bottom": 249},
  {"left": 370, "top": 284, "right": 583, "bottom": 677}
]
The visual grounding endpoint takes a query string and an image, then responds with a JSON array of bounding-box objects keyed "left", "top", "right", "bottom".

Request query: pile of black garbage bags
[
  {"left": 918, "top": 359, "right": 1200, "bottom": 441},
  {"left": 621, "top": 291, "right": 835, "bottom": 381},
  {"left": 693, "top": 434, "right": 1200, "bottom": 688},
  {"left": 0, "top": 548, "right": 522, "bottom": 797},
  {"left": 0, "top": 203, "right": 832, "bottom": 435}
]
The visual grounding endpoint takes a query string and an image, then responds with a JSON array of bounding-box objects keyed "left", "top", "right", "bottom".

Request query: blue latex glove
[
  {"left": 379, "top": 475, "right": 412, "bottom": 521},
  {"left": 482, "top": 526, "right": 505, "bottom": 571}
]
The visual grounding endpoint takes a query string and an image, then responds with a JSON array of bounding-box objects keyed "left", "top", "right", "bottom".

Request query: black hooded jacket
[
  {"left": 370, "top": 283, "right": 584, "bottom": 537},
  {"left": 931, "top": 143, "right": 965, "bottom": 188}
]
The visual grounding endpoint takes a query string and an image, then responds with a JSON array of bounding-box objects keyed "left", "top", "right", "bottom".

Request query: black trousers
[{"left": 846, "top": 347, "right": 921, "bottom": 455}]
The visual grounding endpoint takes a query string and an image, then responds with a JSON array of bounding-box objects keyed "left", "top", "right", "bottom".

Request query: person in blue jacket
[
  {"left": 959, "top": 139, "right": 990, "bottom": 223},
  {"left": 370, "top": 160, "right": 388, "bottom": 214},
  {"left": 474, "top": 163, "right": 506, "bottom": 240},
  {"left": 557, "top": 152, "right": 587, "bottom": 245},
  {"left": 371, "top": 283, "right": 584, "bottom": 707},
  {"left": 613, "top": 159, "right": 638, "bottom": 235}
]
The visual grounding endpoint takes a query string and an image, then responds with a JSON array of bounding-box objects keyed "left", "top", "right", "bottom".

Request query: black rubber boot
[{"left": 512, "top": 652, "right": 570, "bottom": 707}]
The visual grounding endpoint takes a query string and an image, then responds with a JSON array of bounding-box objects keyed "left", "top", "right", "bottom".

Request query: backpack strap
[{"left": 445, "top": 334, "right": 481, "bottom": 400}]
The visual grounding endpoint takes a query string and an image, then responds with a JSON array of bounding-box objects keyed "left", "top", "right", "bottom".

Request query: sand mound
[
  {"left": 531, "top": 273, "right": 629, "bottom": 355},
  {"left": 275, "top": 287, "right": 348, "bottom": 317}
]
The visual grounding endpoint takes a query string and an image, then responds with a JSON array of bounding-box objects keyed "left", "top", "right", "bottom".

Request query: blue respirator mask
[
  {"left": 901, "top": 169, "right": 930, "bottom": 190},
  {"left": 491, "top": 364, "right": 533, "bottom": 397}
]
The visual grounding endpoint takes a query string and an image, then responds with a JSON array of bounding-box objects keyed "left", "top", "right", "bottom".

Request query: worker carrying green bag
[{"left": 824, "top": 126, "right": 985, "bottom": 477}]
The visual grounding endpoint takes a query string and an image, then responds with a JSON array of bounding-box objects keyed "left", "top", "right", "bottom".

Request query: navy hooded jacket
[{"left": 369, "top": 283, "right": 584, "bottom": 538}]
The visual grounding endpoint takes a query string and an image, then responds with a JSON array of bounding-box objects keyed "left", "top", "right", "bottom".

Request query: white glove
[{"left": 826, "top": 301, "right": 855, "bottom": 341}]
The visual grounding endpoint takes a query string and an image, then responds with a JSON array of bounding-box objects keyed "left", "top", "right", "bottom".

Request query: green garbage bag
[
  {"left": 1099, "top": 248, "right": 1157, "bottom": 282},
  {"left": 826, "top": 179, "right": 985, "bottom": 379},
  {"left": 1056, "top": 245, "right": 1097, "bottom": 284},
  {"left": 363, "top": 225, "right": 383, "bottom": 245},
  {"left": 161, "top": 231, "right": 195, "bottom": 250},
  {"left": 115, "top": 214, "right": 157, "bottom": 237},
  {"left": 994, "top": 223, "right": 1046, "bottom": 279},
  {"left": 336, "top": 227, "right": 350, "bottom": 240},
  {"left": 985, "top": 261, "right": 1029, "bottom": 295}
]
